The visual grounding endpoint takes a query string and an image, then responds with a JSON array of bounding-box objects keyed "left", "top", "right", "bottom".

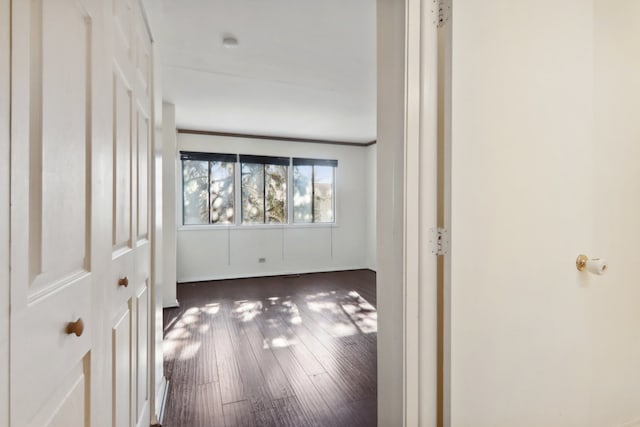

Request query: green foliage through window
[
  {"left": 181, "top": 152, "right": 336, "bottom": 226},
  {"left": 293, "top": 165, "right": 334, "bottom": 223},
  {"left": 182, "top": 159, "right": 234, "bottom": 225},
  {"left": 241, "top": 163, "right": 288, "bottom": 224}
]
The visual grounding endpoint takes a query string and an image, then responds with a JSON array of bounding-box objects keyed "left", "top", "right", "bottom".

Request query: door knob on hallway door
[
  {"left": 118, "top": 276, "right": 129, "bottom": 287},
  {"left": 576, "top": 254, "right": 608, "bottom": 275},
  {"left": 65, "top": 318, "right": 84, "bottom": 337}
]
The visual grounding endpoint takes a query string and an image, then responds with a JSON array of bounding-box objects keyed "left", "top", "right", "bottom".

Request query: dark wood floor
[{"left": 162, "top": 270, "right": 377, "bottom": 427}]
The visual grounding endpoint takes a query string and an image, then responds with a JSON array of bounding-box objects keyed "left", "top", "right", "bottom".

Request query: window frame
[
  {"left": 239, "top": 155, "right": 290, "bottom": 225},
  {"left": 181, "top": 159, "right": 210, "bottom": 226},
  {"left": 179, "top": 151, "right": 338, "bottom": 228},
  {"left": 180, "top": 152, "right": 238, "bottom": 226},
  {"left": 292, "top": 158, "right": 338, "bottom": 224}
]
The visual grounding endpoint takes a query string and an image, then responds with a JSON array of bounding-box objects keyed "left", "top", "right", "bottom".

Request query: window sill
[{"left": 178, "top": 223, "right": 339, "bottom": 232}]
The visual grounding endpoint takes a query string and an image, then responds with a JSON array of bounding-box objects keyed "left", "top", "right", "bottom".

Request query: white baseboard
[
  {"left": 162, "top": 299, "right": 179, "bottom": 309},
  {"left": 177, "top": 265, "right": 369, "bottom": 283}
]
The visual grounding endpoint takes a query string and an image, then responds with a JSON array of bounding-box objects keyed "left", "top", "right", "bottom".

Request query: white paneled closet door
[
  {"left": 108, "top": 1, "right": 153, "bottom": 427},
  {"left": 10, "top": 0, "right": 96, "bottom": 426},
  {"left": 10, "top": 0, "right": 154, "bottom": 426}
]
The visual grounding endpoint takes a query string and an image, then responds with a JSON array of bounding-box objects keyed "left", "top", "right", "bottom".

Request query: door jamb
[
  {"left": 403, "top": 0, "right": 439, "bottom": 425},
  {"left": 0, "top": 0, "right": 11, "bottom": 427},
  {"left": 377, "top": 0, "right": 440, "bottom": 425},
  {"left": 0, "top": 0, "right": 10, "bottom": 425}
]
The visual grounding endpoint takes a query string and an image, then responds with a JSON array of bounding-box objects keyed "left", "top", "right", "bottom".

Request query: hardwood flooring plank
[
  {"left": 294, "top": 306, "right": 377, "bottom": 399},
  {"left": 193, "top": 382, "right": 225, "bottom": 427},
  {"left": 242, "top": 319, "right": 295, "bottom": 399},
  {"left": 283, "top": 311, "right": 371, "bottom": 402},
  {"left": 211, "top": 301, "right": 246, "bottom": 404},
  {"left": 309, "top": 372, "right": 351, "bottom": 410},
  {"left": 221, "top": 303, "right": 277, "bottom": 414},
  {"left": 252, "top": 319, "right": 333, "bottom": 426},
  {"left": 163, "top": 381, "right": 196, "bottom": 427},
  {"left": 223, "top": 400, "right": 256, "bottom": 427},
  {"left": 258, "top": 306, "right": 326, "bottom": 377},
  {"left": 267, "top": 396, "right": 310, "bottom": 427},
  {"left": 164, "top": 269, "right": 377, "bottom": 427},
  {"left": 164, "top": 312, "right": 198, "bottom": 385},
  {"left": 332, "top": 397, "right": 377, "bottom": 427},
  {"left": 190, "top": 308, "right": 220, "bottom": 384}
]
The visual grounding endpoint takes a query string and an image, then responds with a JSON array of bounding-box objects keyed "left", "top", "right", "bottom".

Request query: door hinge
[
  {"left": 429, "top": 227, "right": 449, "bottom": 256},
  {"left": 432, "top": 0, "right": 451, "bottom": 28}
]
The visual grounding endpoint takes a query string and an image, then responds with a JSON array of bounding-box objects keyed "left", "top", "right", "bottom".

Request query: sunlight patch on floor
[
  {"left": 204, "top": 302, "right": 220, "bottom": 314},
  {"left": 262, "top": 335, "right": 294, "bottom": 349},
  {"left": 179, "top": 342, "right": 201, "bottom": 360},
  {"left": 232, "top": 300, "right": 263, "bottom": 322}
]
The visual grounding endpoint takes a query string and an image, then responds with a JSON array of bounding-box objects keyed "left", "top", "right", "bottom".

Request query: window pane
[
  {"left": 293, "top": 165, "right": 312, "bottom": 223},
  {"left": 183, "top": 160, "right": 209, "bottom": 225},
  {"left": 265, "top": 164, "right": 287, "bottom": 224},
  {"left": 210, "top": 161, "right": 234, "bottom": 224},
  {"left": 241, "top": 163, "right": 265, "bottom": 224},
  {"left": 314, "top": 165, "right": 334, "bottom": 223}
]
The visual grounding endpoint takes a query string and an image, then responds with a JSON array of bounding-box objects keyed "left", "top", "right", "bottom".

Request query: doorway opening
[{"left": 157, "top": 1, "right": 380, "bottom": 425}]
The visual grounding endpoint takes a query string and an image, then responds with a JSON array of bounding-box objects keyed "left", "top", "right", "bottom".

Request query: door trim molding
[
  {"left": 377, "top": 0, "right": 439, "bottom": 425},
  {"left": 0, "top": 0, "right": 10, "bottom": 424},
  {"left": 403, "top": 0, "right": 439, "bottom": 425}
]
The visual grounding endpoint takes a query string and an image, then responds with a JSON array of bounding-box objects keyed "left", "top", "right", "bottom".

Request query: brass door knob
[
  {"left": 576, "top": 254, "right": 608, "bottom": 275},
  {"left": 66, "top": 318, "right": 84, "bottom": 337},
  {"left": 118, "top": 276, "right": 129, "bottom": 287}
]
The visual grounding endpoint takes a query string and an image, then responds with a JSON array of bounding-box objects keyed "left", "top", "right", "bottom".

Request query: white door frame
[
  {"left": 403, "top": 0, "right": 440, "bottom": 425},
  {"left": 138, "top": 0, "right": 170, "bottom": 420},
  {"left": 0, "top": 0, "right": 10, "bottom": 424},
  {"left": 133, "top": 0, "right": 444, "bottom": 425},
  {"left": 377, "top": 0, "right": 441, "bottom": 425}
]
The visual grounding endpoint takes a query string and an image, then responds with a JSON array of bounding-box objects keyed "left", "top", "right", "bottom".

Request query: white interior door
[
  {"left": 10, "top": 1, "right": 95, "bottom": 426},
  {"left": 10, "top": 0, "right": 154, "bottom": 426},
  {"left": 108, "top": 1, "right": 152, "bottom": 426},
  {"left": 449, "top": 1, "right": 640, "bottom": 426}
]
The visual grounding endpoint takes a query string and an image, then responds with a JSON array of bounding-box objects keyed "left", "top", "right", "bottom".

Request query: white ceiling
[{"left": 159, "top": 0, "right": 376, "bottom": 144}]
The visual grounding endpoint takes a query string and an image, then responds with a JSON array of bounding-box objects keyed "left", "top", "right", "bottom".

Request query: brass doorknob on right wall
[
  {"left": 576, "top": 254, "right": 608, "bottom": 275},
  {"left": 118, "top": 276, "right": 129, "bottom": 287}
]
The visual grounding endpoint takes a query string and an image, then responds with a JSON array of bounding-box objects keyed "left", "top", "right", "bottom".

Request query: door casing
[
  {"left": 377, "top": 0, "right": 441, "bottom": 426},
  {"left": 0, "top": 0, "right": 10, "bottom": 424}
]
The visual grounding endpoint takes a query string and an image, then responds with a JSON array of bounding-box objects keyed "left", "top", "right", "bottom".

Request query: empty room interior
[
  {"left": 158, "top": 1, "right": 378, "bottom": 426},
  {"left": 7, "top": 0, "right": 640, "bottom": 427}
]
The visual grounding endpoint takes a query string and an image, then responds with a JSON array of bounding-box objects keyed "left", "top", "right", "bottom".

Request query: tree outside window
[
  {"left": 292, "top": 158, "right": 336, "bottom": 223},
  {"left": 181, "top": 152, "right": 336, "bottom": 226},
  {"left": 240, "top": 156, "right": 288, "bottom": 224}
]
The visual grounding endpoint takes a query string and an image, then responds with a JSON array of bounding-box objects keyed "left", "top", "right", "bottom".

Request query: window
[
  {"left": 292, "top": 158, "right": 337, "bottom": 223},
  {"left": 181, "top": 152, "right": 337, "bottom": 226},
  {"left": 240, "top": 155, "right": 289, "bottom": 224},
  {"left": 181, "top": 152, "right": 236, "bottom": 225}
]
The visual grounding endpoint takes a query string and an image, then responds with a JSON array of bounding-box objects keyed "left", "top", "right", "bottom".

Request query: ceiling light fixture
[{"left": 222, "top": 36, "right": 239, "bottom": 49}]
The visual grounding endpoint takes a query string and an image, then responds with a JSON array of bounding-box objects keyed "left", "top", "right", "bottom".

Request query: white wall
[
  {"left": 450, "top": 1, "right": 640, "bottom": 426},
  {"left": 376, "top": 0, "right": 405, "bottom": 425},
  {"left": 176, "top": 133, "right": 372, "bottom": 282},
  {"left": 0, "top": 0, "right": 9, "bottom": 424},
  {"left": 366, "top": 144, "right": 377, "bottom": 271},
  {"left": 162, "top": 103, "right": 178, "bottom": 307}
]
